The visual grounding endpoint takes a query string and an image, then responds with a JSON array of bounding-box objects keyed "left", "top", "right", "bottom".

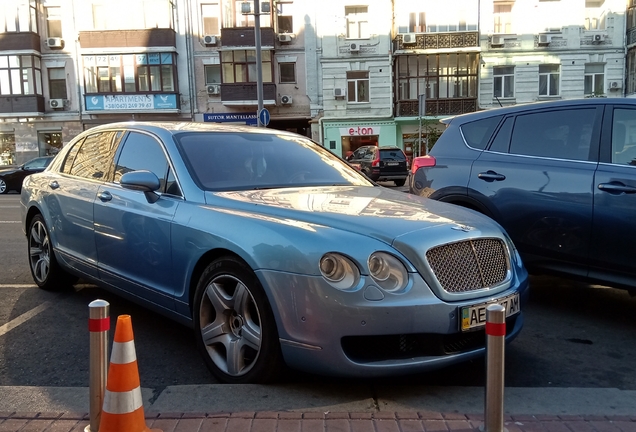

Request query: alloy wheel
[
  {"left": 29, "top": 220, "right": 50, "bottom": 283},
  {"left": 0, "top": 179, "right": 7, "bottom": 194}
]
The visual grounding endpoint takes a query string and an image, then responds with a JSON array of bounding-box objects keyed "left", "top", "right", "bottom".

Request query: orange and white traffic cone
[{"left": 99, "top": 315, "right": 161, "bottom": 432}]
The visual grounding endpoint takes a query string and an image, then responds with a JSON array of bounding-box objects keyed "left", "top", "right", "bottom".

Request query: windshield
[{"left": 175, "top": 132, "right": 373, "bottom": 191}]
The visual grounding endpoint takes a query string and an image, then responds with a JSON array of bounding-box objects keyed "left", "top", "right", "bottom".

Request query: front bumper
[{"left": 257, "top": 268, "right": 529, "bottom": 377}]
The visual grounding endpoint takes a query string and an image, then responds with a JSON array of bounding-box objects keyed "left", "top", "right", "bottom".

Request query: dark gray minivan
[{"left": 410, "top": 98, "right": 636, "bottom": 293}]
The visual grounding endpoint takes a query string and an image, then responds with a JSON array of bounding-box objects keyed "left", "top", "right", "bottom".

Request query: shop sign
[
  {"left": 339, "top": 126, "right": 381, "bottom": 136},
  {"left": 85, "top": 94, "right": 178, "bottom": 111},
  {"left": 203, "top": 113, "right": 257, "bottom": 125}
]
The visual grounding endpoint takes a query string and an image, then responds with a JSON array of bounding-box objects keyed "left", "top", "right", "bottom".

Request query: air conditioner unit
[
  {"left": 206, "top": 84, "right": 220, "bottom": 95},
  {"left": 593, "top": 33, "right": 606, "bottom": 43},
  {"left": 402, "top": 33, "right": 417, "bottom": 44},
  {"left": 280, "top": 94, "right": 292, "bottom": 105},
  {"left": 203, "top": 35, "right": 217, "bottom": 45},
  {"left": 278, "top": 34, "right": 292, "bottom": 43},
  {"left": 46, "top": 37, "right": 64, "bottom": 49},
  {"left": 538, "top": 34, "right": 551, "bottom": 45},
  {"left": 490, "top": 36, "right": 505, "bottom": 47},
  {"left": 349, "top": 42, "right": 360, "bottom": 52},
  {"left": 334, "top": 87, "right": 346, "bottom": 98},
  {"left": 49, "top": 99, "right": 64, "bottom": 109},
  {"left": 610, "top": 81, "right": 622, "bottom": 89}
]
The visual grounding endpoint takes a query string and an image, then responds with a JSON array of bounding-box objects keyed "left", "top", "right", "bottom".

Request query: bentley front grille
[{"left": 426, "top": 238, "right": 509, "bottom": 293}]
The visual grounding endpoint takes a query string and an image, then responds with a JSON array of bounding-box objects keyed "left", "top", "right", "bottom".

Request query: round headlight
[
  {"left": 368, "top": 252, "right": 408, "bottom": 292},
  {"left": 319, "top": 253, "right": 359, "bottom": 290}
]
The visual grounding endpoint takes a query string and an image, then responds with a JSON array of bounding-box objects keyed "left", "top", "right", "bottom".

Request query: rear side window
[
  {"left": 460, "top": 116, "right": 503, "bottom": 149},
  {"left": 509, "top": 109, "right": 595, "bottom": 161},
  {"left": 380, "top": 149, "right": 406, "bottom": 161},
  {"left": 68, "top": 132, "right": 118, "bottom": 180}
]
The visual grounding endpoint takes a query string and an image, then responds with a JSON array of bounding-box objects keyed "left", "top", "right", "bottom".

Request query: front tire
[
  {"left": 193, "top": 256, "right": 283, "bottom": 383},
  {"left": 0, "top": 178, "right": 8, "bottom": 194},
  {"left": 28, "top": 214, "right": 77, "bottom": 290}
]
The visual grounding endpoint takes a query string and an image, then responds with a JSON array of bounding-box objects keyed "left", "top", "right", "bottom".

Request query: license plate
[
  {"left": 460, "top": 293, "right": 520, "bottom": 331},
  {"left": 386, "top": 162, "right": 399, "bottom": 166}
]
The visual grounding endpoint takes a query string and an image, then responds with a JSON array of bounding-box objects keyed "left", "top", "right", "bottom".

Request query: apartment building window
[
  {"left": 0, "top": 0, "right": 37, "bottom": 33},
  {"left": 584, "top": 0, "right": 604, "bottom": 30},
  {"left": 201, "top": 3, "right": 220, "bottom": 35},
  {"left": 347, "top": 71, "right": 369, "bottom": 103},
  {"left": 221, "top": 50, "right": 273, "bottom": 83},
  {"left": 91, "top": 0, "right": 175, "bottom": 30},
  {"left": 493, "top": 66, "right": 515, "bottom": 98},
  {"left": 277, "top": 3, "right": 293, "bottom": 33},
  {"left": 233, "top": 0, "right": 272, "bottom": 27},
  {"left": 628, "top": 50, "right": 636, "bottom": 95},
  {"left": 0, "top": 55, "right": 42, "bottom": 96},
  {"left": 424, "top": 1, "right": 478, "bottom": 33},
  {"left": 48, "top": 68, "right": 67, "bottom": 99},
  {"left": 494, "top": 3, "right": 512, "bottom": 33},
  {"left": 83, "top": 53, "right": 176, "bottom": 94},
  {"left": 205, "top": 65, "right": 221, "bottom": 84},
  {"left": 345, "top": 6, "right": 369, "bottom": 39},
  {"left": 584, "top": 64, "right": 604, "bottom": 96},
  {"left": 279, "top": 63, "right": 295, "bottom": 83},
  {"left": 539, "top": 64, "right": 560, "bottom": 96},
  {"left": 45, "top": 6, "right": 62, "bottom": 37},
  {"left": 397, "top": 53, "right": 478, "bottom": 101}
]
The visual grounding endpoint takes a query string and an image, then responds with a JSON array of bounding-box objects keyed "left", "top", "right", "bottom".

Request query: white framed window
[
  {"left": 494, "top": 3, "right": 512, "bottom": 34},
  {"left": 347, "top": 70, "right": 369, "bottom": 103},
  {"left": 201, "top": 3, "right": 220, "bottom": 35},
  {"left": 493, "top": 66, "right": 514, "bottom": 98},
  {"left": 277, "top": 3, "right": 293, "bottom": 33},
  {"left": 45, "top": 6, "right": 63, "bottom": 38},
  {"left": 279, "top": 63, "right": 295, "bottom": 83},
  {"left": 345, "top": 6, "right": 368, "bottom": 39},
  {"left": 91, "top": 0, "right": 175, "bottom": 30},
  {"left": 539, "top": 64, "right": 560, "bottom": 96},
  {"left": 233, "top": 0, "right": 271, "bottom": 27},
  {"left": 205, "top": 65, "right": 221, "bottom": 84},
  {"left": 584, "top": 0, "right": 604, "bottom": 30},
  {"left": 584, "top": 63, "right": 604, "bottom": 96}
]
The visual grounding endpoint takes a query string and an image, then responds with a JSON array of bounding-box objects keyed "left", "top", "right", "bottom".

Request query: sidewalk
[{"left": 2, "top": 410, "right": 636, "bottom": 432}]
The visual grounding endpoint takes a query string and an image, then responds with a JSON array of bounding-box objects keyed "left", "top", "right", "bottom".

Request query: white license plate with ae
[
  {"left": 460, "top": 293, "right": 520, "bottom": 331},
  {"left": 386, "top": 162, "right": 399, "bottom": 166}
]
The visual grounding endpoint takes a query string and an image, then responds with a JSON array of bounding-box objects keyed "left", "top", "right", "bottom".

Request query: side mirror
[{"left": 120, "top": 170, "right": 161, "bottom": 203}]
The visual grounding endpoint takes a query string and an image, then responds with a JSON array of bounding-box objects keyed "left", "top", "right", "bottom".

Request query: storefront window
[
  {"left": 0, "top": 133, "right": 16, "bottom": 166},
  {"left": 39, "top": 132, "right": 63, "bottom": 156}
]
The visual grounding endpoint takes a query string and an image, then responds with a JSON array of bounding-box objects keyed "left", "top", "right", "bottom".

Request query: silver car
[{"left": 21, "top": 122, "right": 529, "bottom": 383}]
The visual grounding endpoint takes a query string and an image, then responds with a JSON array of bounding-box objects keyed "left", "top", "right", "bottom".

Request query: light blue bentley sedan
[{"left": 21, "top": 122, "right": 529, "bottom": 383}]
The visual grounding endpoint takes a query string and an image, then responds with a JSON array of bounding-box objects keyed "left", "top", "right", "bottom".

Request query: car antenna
[{"left": 494, "top": 95, "right": 503, "bottom": 107}]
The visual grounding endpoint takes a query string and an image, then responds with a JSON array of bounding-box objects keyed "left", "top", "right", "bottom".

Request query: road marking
[
  {"left": 0, "top": 206, "right": 20, "bottom": 208},
  {"left": 0, "top": 221, "right": 20, "bottom": 224},
  {"left": 0, "top": 301, "right": 52, "bottom": 337}
]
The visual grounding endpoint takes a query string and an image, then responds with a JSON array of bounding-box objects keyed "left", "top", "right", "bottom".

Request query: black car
[
  {"left": 0, "top": 156, "right": 54, "bottom": 194},
  {"left": 346, "top": 145, "right": 409, "bottom": 186},
  {"left": 409, "top": 98, "right": 636, "bottom": 293}
]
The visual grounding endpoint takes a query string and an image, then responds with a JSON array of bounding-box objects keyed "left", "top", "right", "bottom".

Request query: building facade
[{"left": 0, "top": 0, "right": 631, "bottom": 167}]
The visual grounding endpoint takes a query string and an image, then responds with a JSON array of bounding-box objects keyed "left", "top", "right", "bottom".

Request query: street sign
[{"left": 258, "top": 108, "right": 270, "bottom": 127}]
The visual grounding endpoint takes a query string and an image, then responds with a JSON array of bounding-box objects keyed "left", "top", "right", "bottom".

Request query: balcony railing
[
  {"left": 396, "top": 98, "right": 477, "bottom": 117},
  {"left": 395, "top": 32, "right": 479, "bottom": 51},
  {"left": 220, "top": 27, "right": 275, "bottom": 47},
  {"left": 221, "top": 83, "right": 276, "bottom": 104},
  {"left": 0, "top": 95, "right": 44, "bottom": 114}
]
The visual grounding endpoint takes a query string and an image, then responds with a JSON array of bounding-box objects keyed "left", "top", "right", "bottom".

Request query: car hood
[{"left": 208, "top": 186, "right": 507, "bottom": 265}]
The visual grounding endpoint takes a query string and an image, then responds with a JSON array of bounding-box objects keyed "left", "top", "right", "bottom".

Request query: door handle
[
  {"left": 477, "top": 170, "right": 506, "bottom": 182},
  {"left": 98, "top": 191, "right": 113, "bottom": 202},
  {"left": 49, "top": 181, "right": 59, "bottom": 190},
  {"left": 598, "top": 182, "right": 636, "bottom": 194}
]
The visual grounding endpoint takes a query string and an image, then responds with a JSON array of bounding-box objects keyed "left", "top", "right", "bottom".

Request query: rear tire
[
  {"left": 394, "top": 179, "right": 406, "bottom": 187},
  {"left": 28, "top": 214, "right": 77, "bottom": 290},
  {"left": 193, "top": 256, "right": 284, "bottom": 383},
  {"left": 0, "top": 178, "right": 8, "bottom": 194}
]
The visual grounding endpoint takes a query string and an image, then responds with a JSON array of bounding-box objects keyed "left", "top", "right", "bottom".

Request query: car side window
[
  {"left": 60, "top": 138, "right": 85, "bottom": 174},
  {"left": 69, "top": 132, "right": 118, "bottom": 180},
  {"left": 611, "top": 108, "right": 636, "bottom": 166},
  {"left": 509, "top": 109, "right": 595, "bottom": 161},
  {"left": 460, "top": 116, "right": 503, "bottom": 150},
  {"left": 352, "top": 148, "right": 365, "bottom": 159},
  {"left": 24, "top": 158, "right": 49, "bottom": 170},
  {"left": 488, "top": 117, "right": 514, "bottom": 153},
  {"left": 115, "top": 132, "right": 171, "bottom": 193},
  {"left": 363, "top": 148, "right": 375, "bottom": 160}
]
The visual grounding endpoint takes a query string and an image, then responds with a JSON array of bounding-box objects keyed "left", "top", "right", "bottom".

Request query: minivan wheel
[
  {"left": 193, "top": 256, "right": 283, "bottom": 383},
  {"left": 28, "top": 214, "right": 77, "bottom": 290}
]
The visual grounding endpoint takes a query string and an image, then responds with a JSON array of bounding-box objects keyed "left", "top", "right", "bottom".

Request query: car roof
[{"left": 446, "top": 97, "right": 636, "bottom": 125}]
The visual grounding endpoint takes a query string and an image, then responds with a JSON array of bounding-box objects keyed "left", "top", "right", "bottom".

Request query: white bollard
[{"left": 483, "top": 303, "right": 507, "bottom": 432}]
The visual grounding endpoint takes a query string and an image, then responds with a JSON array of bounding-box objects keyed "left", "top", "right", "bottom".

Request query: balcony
[
  {"left": 0, "top": 33, "right": 40, "bottom": 51},
  {"left": 396, "top": 98, "right": 477, "bottom": 117},
  {"left": 395, "top": 32, "right": 479, "bottom": 51},
  {"left": 221, "top": 83, "right": 276, "bottom": 105},
  {"left": 0, "top": 95, "right": 44, "bottom": 114},
  {"left": 78, "top": 29, "right": 176, "bottom": 48},
  {"left": 220, "top": 27, "right": 275, "bottom": 47}
]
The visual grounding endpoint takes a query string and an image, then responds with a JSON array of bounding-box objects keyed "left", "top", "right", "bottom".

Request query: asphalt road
[{"left": 1, "top": 190, "right": 636, "bottom": 396}]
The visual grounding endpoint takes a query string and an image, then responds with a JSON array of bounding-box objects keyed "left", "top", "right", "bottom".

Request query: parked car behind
[
  {"left": 0, "top": 156, "right": 53, "bottom": 194},
  {"left": 410, "top": 98, "right": 636, "bottom": 293},
  {"left": 346, "top": 145, "right": 409, "bottom": 186},
  {"left": 22, "top": 122, "right": 528, "bottom": 383}
]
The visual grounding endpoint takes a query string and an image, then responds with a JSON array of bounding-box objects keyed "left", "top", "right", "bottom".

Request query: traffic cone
[{"left": 99, "top": 315, "right": 161, "bottom": 432}]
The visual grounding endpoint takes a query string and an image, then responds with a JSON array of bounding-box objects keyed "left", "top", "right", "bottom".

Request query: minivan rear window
[{"left": 460, "top": 116, "right": 503, "bottom": 150}]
